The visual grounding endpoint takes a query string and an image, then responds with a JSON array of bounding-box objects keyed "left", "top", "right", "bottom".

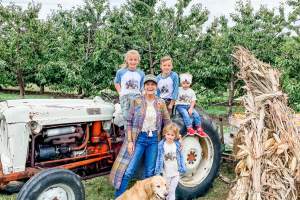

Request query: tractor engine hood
[{"left": 0, "top": 97, "right": 114, "bottom": 130}]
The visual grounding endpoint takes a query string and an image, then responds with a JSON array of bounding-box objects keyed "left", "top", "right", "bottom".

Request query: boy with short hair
[{"left": 156, "top": 56, "right": 179, "bottom": 113}]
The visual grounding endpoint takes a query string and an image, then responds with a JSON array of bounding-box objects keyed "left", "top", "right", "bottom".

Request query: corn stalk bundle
[{"left": 227, "top": 46, "right": 300, "bottom": 200}]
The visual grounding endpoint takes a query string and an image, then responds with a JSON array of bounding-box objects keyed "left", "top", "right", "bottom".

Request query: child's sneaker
[
  {"left": 196, "top": 127, "right": 208, "bottom": 138},
  {"left": 187, "top": 127, "right": 196, "bottom": 135}
]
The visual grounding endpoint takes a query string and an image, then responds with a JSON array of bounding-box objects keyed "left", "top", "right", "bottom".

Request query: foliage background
[{"left": 0, "top": 0, "right": 299, "bottom": 111}]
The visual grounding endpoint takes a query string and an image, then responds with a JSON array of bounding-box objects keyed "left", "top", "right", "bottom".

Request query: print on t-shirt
[
  {"left": 160, "top": 85, "right": 169, "bottom": 94},
  {"left": 179, "top": 94, "right": 192, "bottom": 103},
  {"left": 157, "top": 76, "right": 173, "bottom": 99},
  {"left": 164, "top": 152, "right": 176, "bottom": 161},
  {"left": 125, "top": 79, "right": 139, "bottom": 90}
]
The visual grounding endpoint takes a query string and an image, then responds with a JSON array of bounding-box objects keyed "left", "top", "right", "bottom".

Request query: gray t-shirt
[
  {"left": 114, "top": 68, "right": 144, "bottom": 96},
  {"left": 176, "top": 87, "right": 196, "bottom": 105},
  {"left": 163, "top": 142, "right": 179, "bottom": 177}
]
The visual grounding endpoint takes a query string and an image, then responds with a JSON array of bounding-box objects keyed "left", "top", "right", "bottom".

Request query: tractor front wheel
[{"left": 17, "top": 168, "right": 85, "bottom": 200}]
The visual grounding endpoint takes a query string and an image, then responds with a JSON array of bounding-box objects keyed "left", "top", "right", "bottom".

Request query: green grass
[
  {"left": 0, "top": 92, "right": 53, "bottom": 101},
  {"left": 0, "top": 163, "right": 234, "bottom": 200},
  {"left": 203, "top": 105, "right": 244, "bottom": 116}
]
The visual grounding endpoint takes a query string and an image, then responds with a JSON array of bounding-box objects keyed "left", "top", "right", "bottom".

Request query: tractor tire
[
  {"left": 172, "top": 113, "right": 222, "bottom": 200},
  {"left": 17, "top": 168, "right": 85, "bottom": 200}
]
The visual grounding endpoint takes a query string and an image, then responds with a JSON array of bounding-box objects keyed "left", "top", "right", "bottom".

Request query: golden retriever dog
[{"left": 117, "top": 175, "right": 168, "bottom": 200}]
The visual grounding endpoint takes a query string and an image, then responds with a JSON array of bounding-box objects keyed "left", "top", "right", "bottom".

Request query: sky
[{"left": 2, "top": 0, "right": 286, "bottom": 22}]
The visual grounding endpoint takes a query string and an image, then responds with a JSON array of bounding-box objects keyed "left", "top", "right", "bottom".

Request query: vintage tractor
[{"left": 0, "top": 97, "right": 221, "bottom": 200}]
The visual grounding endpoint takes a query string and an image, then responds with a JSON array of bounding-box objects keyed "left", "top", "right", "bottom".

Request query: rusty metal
[
  {"left": 37, "top": 152, "right": 111, "bottom": 167},
  {"left": 0, "top": 163, "right": 3, "bottom": 177},
  {"left": 219, "top": 117, "right": 224, "bottom": 144},
  {"left": 81, "top": 170, "right": 111, "bottom": 180},
  {"left": 111, "top": 117, "right": 117, "bottom": 142},
  {"left": 53, "top": 137, "right": 75, "bottom": 144},
  {"left": 59, "top": 155, "right": 112, "bottom": 170},
  {"left": 92, "top": 121, "right": 102, "bottom": 137},
  {"left": 71, "top": 125, "right": 90, "bottom": 151},
  {"left": 44, "top": 132, "right": 83, "bottom": 144},
  {"left": 0, "top": 168, "right": 39, "bottom": 184},
  {"left": 31, "top": 134, "right": 41, "bottom": 167}
]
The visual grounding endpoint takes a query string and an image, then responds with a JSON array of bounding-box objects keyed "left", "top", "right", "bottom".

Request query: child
[
  {"left": 156, "top": 56, "right": 179, "bottom": 113},
  {"left": 114, "top": 50, "right": 145, "bottom": 124},
  {"left": 155, "top": 123, "right": 186, "bottom": 200},
  {"left": 176, "top": 73, "right": 208, "bottom": 137}
]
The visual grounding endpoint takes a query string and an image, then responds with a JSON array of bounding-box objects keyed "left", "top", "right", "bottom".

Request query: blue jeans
[
  {"left": 115, "top": 131, "right": 158, "bottom": 198},
  {"left": 176, "top": 105, "right": 201, "bottom": 128}
]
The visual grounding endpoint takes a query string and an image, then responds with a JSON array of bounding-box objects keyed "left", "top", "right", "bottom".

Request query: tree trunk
[
  {"left": 40, "top": 85, "right": 45, "bottom": 94},
  {"left": 148, "top": 43, "right": 154, "bottom": 75},
  {"left": 17, "top": 69, "right": 25, "bottom": 98},
  {"left": 227, "top": 72, "right": 235, "bottom": 116},
  {"left": 78, "top": 87, "right": 83, "bottom": 95}
]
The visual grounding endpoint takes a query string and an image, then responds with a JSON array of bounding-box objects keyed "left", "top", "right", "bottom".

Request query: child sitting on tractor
[{"left": 175, "top": 73, "right": 208, "bottom": 137}]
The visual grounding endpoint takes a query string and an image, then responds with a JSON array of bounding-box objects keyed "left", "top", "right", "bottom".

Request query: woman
[{"left": 110, "top": 74, "right": 171, "bottom": 198}]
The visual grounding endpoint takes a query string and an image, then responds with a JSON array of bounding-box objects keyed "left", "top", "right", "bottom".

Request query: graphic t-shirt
[
  {"left": 176, "top": 87, "right": 196, "bottom": 105},
  {"left": 114, "top": 68, "right": 144, "bottom": 96},
  {"left": 156, "top": 72, "right": 179, "bottom": 100},
  {"left": 163, "top": 142, "right": 179, "bottom": 177},
  {"left": 157, "top": 76, "right": 173, "bottom": 99}
]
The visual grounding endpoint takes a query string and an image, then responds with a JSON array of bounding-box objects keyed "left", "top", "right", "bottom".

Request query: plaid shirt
[{"left": 109, "top": 96, "right": 171, "bottom": 189}]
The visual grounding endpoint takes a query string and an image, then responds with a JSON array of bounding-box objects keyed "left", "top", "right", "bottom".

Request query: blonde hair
[
  {"left": 120, "top": 50, "right": 140, "bottom": 68},
  {"left": 162, "top": 123, "right": 181, "bottom": 140},
  {"left": 160, "top": 55, "right": 172, "bottom": 64}
]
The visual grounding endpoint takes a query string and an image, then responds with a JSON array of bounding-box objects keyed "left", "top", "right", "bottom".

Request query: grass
[
  {"left": 0, "top": 91, "right": 235, "bottom": 199},
  {"left": 0, "top": 163, "right": 235, "bottom": 200},
  {"left": 0, "top": 92, "right": 53, "bottom": 101},
  {"left": 203, "top": 105, "right": 244, "bottom": 116}
]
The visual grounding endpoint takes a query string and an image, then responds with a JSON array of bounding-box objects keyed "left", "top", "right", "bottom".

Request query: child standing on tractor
[
  {"left": 176, "top": 73, "right": 208, "bottom": 137},
  {"left": 156, "top": 56, "right": 179, "bottom": 114},
  {"left": 155, "top": 123, "right": 186, "bottom": 200},
  {"left": 114, "top": 50, "right": 145, "bottom": 125}
]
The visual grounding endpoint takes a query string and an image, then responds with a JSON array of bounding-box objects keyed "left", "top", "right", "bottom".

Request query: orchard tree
[
  {"left": 200, "top": 1, "right": 287, "bottom": 114},
  {"left": 275, "top": 0, "right": 300, "bottom": 111},
  {"left": 287, "top": 0, "right": 300, "bottom": 36},
  {"left": 47, "top": 0, "right": 110, "bottom": 95},
  {"left": 0, "top": 2, "right": 42, "bottom": 97}
]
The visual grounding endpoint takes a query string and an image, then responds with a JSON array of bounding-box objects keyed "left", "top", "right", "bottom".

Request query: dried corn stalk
[{"left": 227, "top": 46, "right": 300, "bottom": 200}]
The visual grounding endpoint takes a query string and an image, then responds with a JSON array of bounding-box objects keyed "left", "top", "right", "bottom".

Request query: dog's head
[{"left": 144, "top": 176, "right": 168, "bottom": 200}]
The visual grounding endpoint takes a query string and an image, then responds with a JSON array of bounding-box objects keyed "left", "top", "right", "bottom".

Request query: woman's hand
[{"left": 127, "top": 142, "right": 134, "bottom": 155}]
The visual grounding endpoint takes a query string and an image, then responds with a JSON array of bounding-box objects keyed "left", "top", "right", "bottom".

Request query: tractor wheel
[
  {"left": 173, "top": 116, "right": 222, "bottom": 200},
  {"left": 17, "top": 168, "right": 85, "bottom": 200}
]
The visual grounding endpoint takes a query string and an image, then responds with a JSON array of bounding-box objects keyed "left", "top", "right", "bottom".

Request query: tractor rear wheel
[{"left": 173, "top": 115, "right": 221, "bottom": 200}]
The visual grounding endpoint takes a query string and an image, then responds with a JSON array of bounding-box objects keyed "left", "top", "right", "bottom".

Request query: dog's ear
[{"left": 144, "top": 179, "right": 153, "bottom": 196}]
